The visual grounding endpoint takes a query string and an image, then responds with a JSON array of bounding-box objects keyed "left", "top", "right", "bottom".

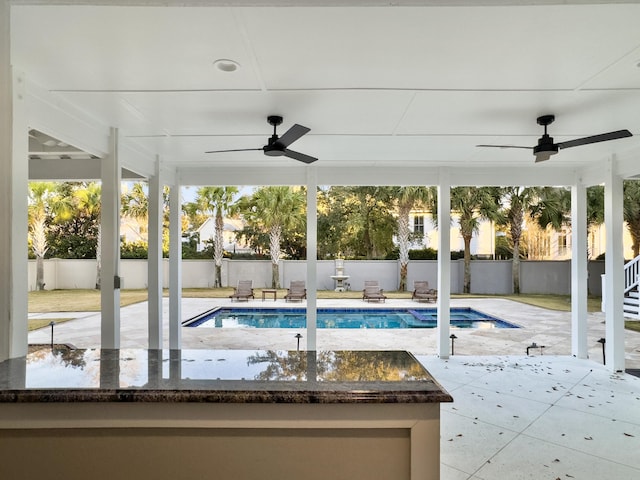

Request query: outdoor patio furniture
[
  {"left": 261, "top": 289, "right": 277, "bottom": 302},
  {"left": 412, "top": 281, "right": 437, "bottom": 303},
  {"left": 363, "top": 280, "right": 387, "bottom": 303},
  {"left": 284, "top": 280, "right": 307, "bottom": 302},
  {"left": 229, "top": 280, "right": 254, "bottom": 302}
]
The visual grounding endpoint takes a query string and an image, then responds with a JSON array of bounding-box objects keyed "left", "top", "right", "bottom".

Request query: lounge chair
[
  {"left": 284, "top": 280, "right": 307, "bottom": 302},
  {"left": 412, "top": 280, "right": 437, "bottom": 303},
  {"left": 229, "top": 280, "right": 254, "bottom": 302},
  {"left": 362, "top": 280, "right": 387, "bottom": 303}
]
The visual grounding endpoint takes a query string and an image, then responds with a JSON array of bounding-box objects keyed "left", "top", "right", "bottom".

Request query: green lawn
[
  {"left": 28, "top": 318, "right": 74, "bottom": 332},
  {"left": 455, "top": 293, "right": 603, "bottom": 313},
  {"left": 28, "top": 288, "right": 602, "bottom": 312},
  {"left": 28, "top": 289, "right": 149, "bottom": 313},
  {"left": 626, "top": 320, "right": 640, "bottom": 333}
]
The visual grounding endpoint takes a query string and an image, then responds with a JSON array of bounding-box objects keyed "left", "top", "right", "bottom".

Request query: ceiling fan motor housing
[
  {"left": 264, "top": 115, "right": 286, "bottom": 156},
  {"left": 533, "top": 133, "right": 558, "bottom": 157}
]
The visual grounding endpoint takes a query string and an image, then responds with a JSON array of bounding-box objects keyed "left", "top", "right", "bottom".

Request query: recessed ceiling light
[{"left": 213, "top": 59, "right": 240, "bottom": 72}]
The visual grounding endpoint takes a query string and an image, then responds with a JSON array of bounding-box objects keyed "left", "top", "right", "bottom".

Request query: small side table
[{"left": 262, "top": 289, "right": 277, "bottom": 302}]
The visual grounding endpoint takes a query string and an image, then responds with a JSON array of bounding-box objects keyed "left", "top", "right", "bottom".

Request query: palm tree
[
  {"left": 623, "top": 180, "right": 640, "bottom": 257},
  {"left": 450, "top": 186, "right": 502, "bottom": 294},
  {"left": 121, "top": 182, "right": 148, "bottom": 222},
  {"left": 528, "top": 187, "right": 570, "bottom": 232},
  {"left": 391, "top": 186, "right": 435, "bottom": 291},
  {"left": 121, "top": 182, "right": 172, "bottom": 256},
  {"left": 74, "top": 182, "right": 102, "bottom": 288},
  {"left": 28, "top": 182, "right": 57, "bottom": 290},
  {"left": 586, "top": 185, "right": 604, "bottom": 258},
  {"left": 192, "top": 186, "right": 239, "bottom": 288},
  {"left": 499, "top": 187, "right": 562, "bottom": 294},
  {"left": 240, "top": 186, "right": 306, "bottom": 288}
]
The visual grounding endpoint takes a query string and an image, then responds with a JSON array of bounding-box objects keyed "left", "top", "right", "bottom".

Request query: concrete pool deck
[
  {"left": 28, "top": 296, "right": 640, "bottom": 368},
  {"left": 26, "top": 296, "right": 640, "bottom": 479}
]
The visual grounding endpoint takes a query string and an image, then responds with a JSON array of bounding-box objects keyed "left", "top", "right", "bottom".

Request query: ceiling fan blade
[
  {"left": 284, "top": 149, "right": 318, "bottom": 164},
  {"left": 476, "top": 144, "right": 532, "bottom": 150},
  {"left": 205, "top": 148, "right": 262, "bottom": 154},
  {"left": 556, "top": 130, "right": 632, "bottom": 150},
  {"left": 277, "top": 124, "right": 310, "bottom": 148}
]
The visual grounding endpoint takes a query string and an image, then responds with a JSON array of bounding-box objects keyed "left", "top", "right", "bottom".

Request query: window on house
[
  {"left": 413, "top": 215, "right": 425, "bottom": 234},
  {"left": 413, "top": 215, "right": 424, "bottom": 234},
  {"left": 558, "top": 233, "right": 569, "bottom": 255}
]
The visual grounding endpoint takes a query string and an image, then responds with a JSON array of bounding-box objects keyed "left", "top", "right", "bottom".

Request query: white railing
[{"left": 624, "top": 255, "right": 640, "bottom": 294}]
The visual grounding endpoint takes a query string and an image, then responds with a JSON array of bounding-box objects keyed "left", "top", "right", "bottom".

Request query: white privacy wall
[{"left": 28, "top": 258, "right": 605, "bottom": 296}]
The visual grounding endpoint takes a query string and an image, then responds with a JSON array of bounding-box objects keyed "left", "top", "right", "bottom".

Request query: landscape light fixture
[
  {"left": 449, "top": 334, "right": 458, "bottom": 356},
  {"left": 49, "top": 321, "right": 55, "bottom": 350},
  {"left": 597, "top": 338, "right": 606, "bottom": 365}
]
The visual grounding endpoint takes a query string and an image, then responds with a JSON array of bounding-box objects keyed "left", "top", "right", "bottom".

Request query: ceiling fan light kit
[{"left": 478, "top": 114, "right": 632, "bottom": 163}]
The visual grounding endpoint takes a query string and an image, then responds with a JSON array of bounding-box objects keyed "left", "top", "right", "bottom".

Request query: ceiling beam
[
  {"left": 26, "top": 80, "right": 109, "bottom": 158},
  {"left": 29, "top": 158, "right": 144, "bottom": 181},
  {"left": 11, "top": 1, "right": 634, "bottom": 6},
  {"left": 177, "top": 164, "right": 578, "bottom": 187}
]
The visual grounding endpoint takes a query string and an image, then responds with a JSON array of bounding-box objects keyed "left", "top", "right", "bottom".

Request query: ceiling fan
[
  {"left": 477, "top": 115, "right": 632, "bottom": 163},
  {"left": 206, "top": 115, "right": 318, "bottom": 164}
]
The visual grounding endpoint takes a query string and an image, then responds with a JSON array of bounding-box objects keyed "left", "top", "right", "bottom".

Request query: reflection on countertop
[{"left": 0, "top": 346, "right": 452, "bottom": 404}]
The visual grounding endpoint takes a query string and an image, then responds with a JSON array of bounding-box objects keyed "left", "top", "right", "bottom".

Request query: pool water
[{"left": 185, "top": 307, "right": 519, "bottom": 329}]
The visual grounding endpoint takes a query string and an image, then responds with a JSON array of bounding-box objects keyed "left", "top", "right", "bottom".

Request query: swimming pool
[{"left": 184, "top": 307, "right": 519, "bottom": 329}]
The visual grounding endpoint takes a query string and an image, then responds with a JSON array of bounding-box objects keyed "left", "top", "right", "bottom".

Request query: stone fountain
[{"left": 330, "top": 258, "right": 350, "bottom": 292}]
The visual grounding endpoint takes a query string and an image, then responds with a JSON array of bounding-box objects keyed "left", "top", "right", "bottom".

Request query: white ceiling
[{"left": 10, "top": 1, "right": 640, "bottom": 183}]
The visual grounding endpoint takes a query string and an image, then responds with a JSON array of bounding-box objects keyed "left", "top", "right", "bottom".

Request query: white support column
[
  {"left": 437, "top": 169, "right": 451, "bottom": 358},
  {"left": 148, "top": 157, "right": 163, "bottom": 349},
  {"left": 169, "top": 180, "right": 182, "bottom": 350},
  {"left": 604, "top": 157, "right": 625, "bottom": 372},
  {"left": 571, "top": 180, "right": 588, "bottom": 358},
  {"left": 100, "top": 128, "right": 122, "bottom": 349},
  {"left": 306, "top": 167, "right": 318, "bottom": 351},
  {"left": 0, "top": 2, "right": 29, "bottom": 361}
]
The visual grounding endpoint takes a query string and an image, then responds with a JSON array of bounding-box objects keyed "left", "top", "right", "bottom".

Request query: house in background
[
  {"left": 120, "top": 215, "right": 148, "bottom": 244},
  {"left": 195, "top": 217, "right": 252, "bottom": 254},
  {"left": 408, "top": 210, "right": 498, "bottom": 259},
  {"left": 409, "top": 210, "right": 636, "bottom": 261}
]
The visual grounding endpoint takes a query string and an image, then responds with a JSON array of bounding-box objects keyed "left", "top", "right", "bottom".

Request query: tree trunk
[
  {"left": 31, "top": 217, "right": 48, "bottom": 290},
  {"left": 214, "top": 209, "right": 224, "bottom": 288},
  {"left": 399, "top": 262, "right": 408, "bottom": 291},
  {"left": 633, "top": 231, "right": 640, "bottom": 258},
  {"left": 271, "top": 262, "right": 279, "bottom": 290},
  {"left": 269, "top": 225, "right": 281, "bottom": 289},
  {"left": 215, "top": 264, "right": 222, "bottom": 289},
  {"left": 463, "top": 235, "right": 472, "bottom": 294},
  {"left": 36, "top": 255, "right": 45, "bottom": 291},
  {"left": 512, "top": 239, "right": 520, "bottom": 294},
  {"left": 397, "top": 206, "right": 410, "bottom": 291},
  {"left": 363, "top": 223, "right": 374, "bottom": 259},
  {"left": 509, "top": 206, "right": 523, "bottom": 294}
]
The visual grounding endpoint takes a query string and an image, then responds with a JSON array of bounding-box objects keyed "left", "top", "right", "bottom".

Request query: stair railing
[{"left": 624, "top": 254, "right": 640, "bottom": 294}]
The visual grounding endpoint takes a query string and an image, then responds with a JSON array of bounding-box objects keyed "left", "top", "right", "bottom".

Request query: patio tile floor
[{"left": 27, "top": 297, "right": 640, "bottom": 479}]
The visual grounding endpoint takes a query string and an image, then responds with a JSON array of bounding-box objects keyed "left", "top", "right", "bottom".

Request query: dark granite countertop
[{"left": 0, "top": 347, "right": 452, "bottom": 404}]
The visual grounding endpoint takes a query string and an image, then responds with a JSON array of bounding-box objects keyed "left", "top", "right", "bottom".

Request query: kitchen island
[{"left": 0, "top": 347, "right": 452, "bottom": 480}]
